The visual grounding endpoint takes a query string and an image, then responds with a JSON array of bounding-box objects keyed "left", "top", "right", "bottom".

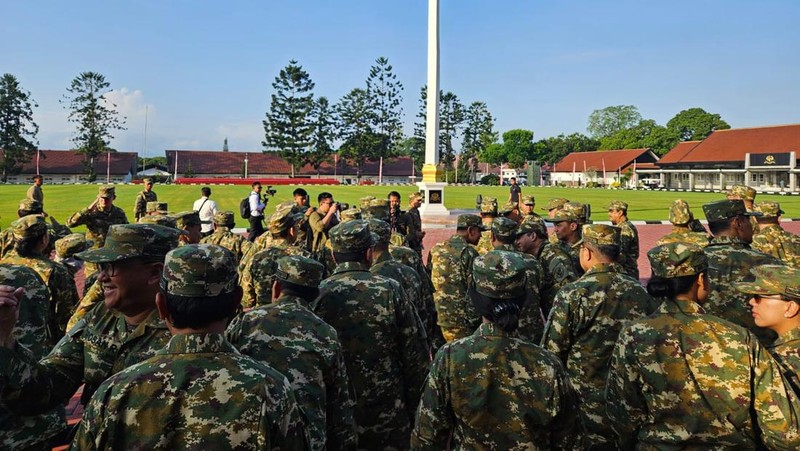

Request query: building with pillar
[{"left": 549, "top": 148, "right": 659, "bottom": 187}]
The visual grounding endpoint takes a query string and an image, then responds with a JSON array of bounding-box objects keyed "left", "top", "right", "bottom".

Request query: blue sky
[{"left": 3, "top": 0, "right": 798, "bottom": 156}]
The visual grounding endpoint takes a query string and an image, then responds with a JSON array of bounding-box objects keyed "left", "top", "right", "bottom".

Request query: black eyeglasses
[{"left": 99, "top": 262, "right": 119, "bottom": 277}]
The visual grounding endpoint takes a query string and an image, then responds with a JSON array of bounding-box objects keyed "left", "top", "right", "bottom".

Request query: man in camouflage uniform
[
  {"left": 655, "top": 199, "right": 710, "bottom": 247},
  {"left": 313, "top": 220, "right": 429, "bottom": 449},
  {"left": 0, "top": 224, "right": 181, "bottom": 442},
  {"left": 227, "top": 255, "right": 356, "bottom": 450},
  {"left": 544, "top": 197, "right": 569, "bottom": 244},
  {"left": 607, "top": 243, "right": 800, "bottom": 449},
  {"left": 0, "top": 264, "right": 66, "bottom": 449},
  {"left": 752, "top": 200, "right": 800, "bottom": 267},
  {"left": 701, "top": 199, "right": 781, "bottom": 342},
  {"left": 133, "top": 177, "right": 157, "bottom": 221},
  {"left": 144, "top": 201, "right": 169, "bottom": 217},
  {"left": 475, "top": 196, "right": 497, "bottom": 255},
  {"left": 727, "top": 183, "right": 760, "bottom": 233},
  {"left": 519, "top": 194, "right": 540, "bottom": 219},
  {"left": 0, "top": 199, "right": 71, "bottom": 259},
  {"left": 607, "top": 200, "right": 640, "bottom": 279},
  {"left": 1, "top": 215, "right": 78, "bottom": 339},
  {"left": 137, "top": 213, "right": 177, "bottom": 228},
  {"left": 27, "top": 174, "right": 44, "bottom": 204},
  {"left": 54, "top": 233, "right": 93, "bottom": 293},
  {"left": 412, "top": 251, "right": 583, "bottom": 450},
  {"left": 428, "top": 214, "right": 486, "bottom": 342},
  {"left": 499, "top": 201, "right": 522, "bottom": 224},
  {"left": 72, "top": 244, "right": 309, "bottom": 450},
  {"left": 546, "top": 201, "right": 586, "bottom": 276},
  {"left": 66, "top": 185, "right": 129, "bottom": 250},
  {"left": 199, "top": 210, "right": 252, "bottom": 264},
  {"left": 541, "top": 223, "right": 658, "bottom": 447},
  {"left": 173, "top": 211, "right": 203, "bottom": 245},
  {"left": 404, "top": 191, "right": 425, "bottom": 255}
]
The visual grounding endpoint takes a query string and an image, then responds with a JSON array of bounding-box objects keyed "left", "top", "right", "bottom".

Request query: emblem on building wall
[{"left": 764, "top": 155, "right": 776, "bottom": 165}]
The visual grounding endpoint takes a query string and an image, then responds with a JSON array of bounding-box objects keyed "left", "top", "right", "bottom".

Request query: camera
[
  {"left": 262, "top": 186, "right": 277, "bottom": 204},
  {"left": 334, "top": 202, "right": 350, "bottom": 211}
]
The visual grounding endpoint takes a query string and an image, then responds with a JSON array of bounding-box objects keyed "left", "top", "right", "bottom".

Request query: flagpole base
[{"left": 416, "top": 181, "right": 450, "bottom": 218}]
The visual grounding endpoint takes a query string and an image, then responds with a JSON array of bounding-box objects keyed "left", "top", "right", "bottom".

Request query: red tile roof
[
  {"left": 659, "top": 124, "right": 800, "bottom": 164},
  {"left": 552, "top": 148, "right": 657, "bottom": 172},
  {"left": 0, "top": 149, "right": 137, "bottom": 175}
]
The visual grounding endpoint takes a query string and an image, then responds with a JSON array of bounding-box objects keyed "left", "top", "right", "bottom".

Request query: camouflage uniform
[
  {"left": 541, "top": 224, "right": 658, "bottom": 447},
  {"left": 544, "top": 197, "right": 569, "bottom": 245},
  {"left": 54, "top": 233, "right": 93, "bottom": 279},
  {"left": 520, "top": 194, "right": 542, "bottom": 219},
  {"left": 475, "top": 197, "right": 497, "bottom": 255},
  {"left": 751, "top": 201, "right": 800, "bottom": 268},
  {"left": 428, "top": 215, "right": 486, "bottom": 342},
  {"left": 701, "top": 200, "right": 781, "bottom": 342},
  {"left": 609, "top": 200, "right": 640, "bottom": 279},
  {"left": 66, "top": 185, "right": 129, "bottom": 249},
  {"left": 1, "top": 215, "right": 79, "bottom": 339},
  {"left": 133, "top": 179, "right": 157, "bottom": 221},
  {"left": 519, "top": 219, "right": 579, "bottom": 317},
  {"left": 728, "top": 184, "right": 760, "bottom": 233},
  {"left": 607, "top": 243, "right": 800, "bottom": 449},
  {"left": 547, "top": 201, "right": 586, "bottom": 276},
  {"left": 227, "top": 255, "right": 357, "bottom": 450},
  {"left": 412, "top": 251, "right": 583, "bottom": 450},
  {"left": 391, "top": 244, "right": 444, "bottom": 349},
  {"left": 199, "top": 210, "right": 253, "bottom": 264},
  {"left": 0, "top": 264, "right": 66, "bottom": 450},
  {"left": 137, "top": 214, "right": 177, "bottom": 228},
  {"left": 313, "top": 220, "right": 429, "bottom": 449},
  {"left": 655, "top": 199, "right": 710, "bottom": 247}
]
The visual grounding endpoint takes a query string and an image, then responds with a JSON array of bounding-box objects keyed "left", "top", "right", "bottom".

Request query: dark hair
[
  {"left": 293, "top": 188, "right": 308, "bottom": 197},
  {"left": 14, "top": 235, "right": 43, "bottom": 258},
  {"left": 708, "top": 217, "right": 736, "bottom": 235},
  {"left": 164, "top": 290, "right": 239, "bottom": 329},
  {"left": 251, "top": 181, "right": 262, "bottom": 188},
  {"left": 387, "top": 191, "right": 401, "bottom": 200},
  {"left": 646, "top": 274, "right": 697, "bottom": 299},
  {"left": 510, "top": 177, "right": 516, "bottom": 181},
  {"left": 32, "top": 175, "right": 42, "bottom": 181},
  {"left": 18, "top": 208, "right": 42, "bottom": 217},
  {"left": 333, "top": 250, "right": 366, "bottom": 263},
  {"left": 493, "top": 233, "right": 515, "bottom": 245},
  {"left": 318, "top": 192, "right": 333, "bottom": 203},
  {"left": 469, "top": 287, "right": 524, "bottom": 333},
  {"left": 280, "top": 282, "right": 320, "bottom": 303},
  {"left": 588, "top": 242, "right": 620, "bottom": 261},
  {"left": 201, "top": 187, "right": 211, "bottom": 197}
]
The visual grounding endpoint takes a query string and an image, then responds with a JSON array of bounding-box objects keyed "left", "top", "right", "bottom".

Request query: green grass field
[{"left": 3, "top": 183, "right": 799, "bottom": 231}]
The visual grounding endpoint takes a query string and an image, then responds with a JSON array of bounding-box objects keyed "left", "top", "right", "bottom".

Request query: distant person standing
[
  {"left": 248, "top": 181, "right": 266, "bottom": 242},
  {"left": 26, "top": 175, "right": 43, "bottom": 205},
  {"left": 133, "top": 178, "right": 158, "bottom": 221},
  {"left": 507, "top": 177, "right": 521, "bottom": 204},
  {"left": 405, "top": 192, "right": 425, "bottom": 255},
  {"left": 66, "top": 185, "right": 129, "bottom": 249},
  {"left": 192, "top": 187, "right": 219, "bottom": 238}
]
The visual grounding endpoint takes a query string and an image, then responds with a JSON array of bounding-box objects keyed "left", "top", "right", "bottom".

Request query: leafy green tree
[
  {"left": 263, "top": 60, "right": 315, "bottom": 177},
  {"left": 62, "top": 71, "right": 126, "bottom": 181},
  {"left": 666, "top": 107, "right": 731, "bottom": 141},
  {"left": 0, "top": 74, "right": 39, "bottom": 182},
  {"left": 438, "top": 92, "right": 464, "bottom": 181},
  {"left": 137, "top": 156, "right": 168, "bottom": 170},
  {"left": 533, "top": 132, "right": 599, "bottom": 163},
  {"left": 600, "top": 119, "right": 679, "bottom": 156},
  {"left": 501, "top": 129, "right": 535, "bottom": 169},
  {"left": 366, "top": 57, "right": 403, "bottom": 159},
  {"left": 398, "top": 135, "right": 425, "bottom": 176},
  {"left": 587, "top": 105, "right": 641, "bottom": 138},
  {"left": 479, "top": 142, "right": 507, "bottom": 166},
  {"left": 306, "top": 96, "right": 335, "bottom": 176},
  {"left": 461, "top": 101, "right": 496, "bottom": 183},
  {"left": 336, "top": 88, "right": 384, "bottom": 180}
]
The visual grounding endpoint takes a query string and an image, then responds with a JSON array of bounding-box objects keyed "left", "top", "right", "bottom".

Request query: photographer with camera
[
  {"left": 308, "top": 192, "right": 340, "bottom": 264},
  {"left": 248, "top": 182, "right": 267, "bottom": 242}
]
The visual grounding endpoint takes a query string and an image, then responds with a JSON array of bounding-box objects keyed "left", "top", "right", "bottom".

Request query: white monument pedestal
[{"left": 417, "top": 181, "right": 450, "bottom": 217}]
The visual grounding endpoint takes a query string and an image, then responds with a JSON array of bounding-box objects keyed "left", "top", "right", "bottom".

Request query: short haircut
[
  {"left": 333, "top": 250, "right": 366, "bottom": 263},
  {"left": 510, "top": 177, "right": 516, "bottom": 181},
  {"left": 708, "top": 217, "right": 736, "bottom": 236},
  {"left": 164, "top": 290, "right": 239, "bottom": 329},
  {"left": 586, "top": 241, "right": 620, "bottom": 261},
  {"left": 280, "top": 282, "right": 319, "bottom": 303},
  {"left": 318, "top": 192, "right": 333, "bottom": 203},
  {"left": 647, "top": 274, "right": 697, "bottom": 299},
  {"left": 201, "top": 187, "right": 211, "bottom": 197},
  {"left": 293, "top": 188, "right": 308, "bottom": 197},
  {"left": 14, "top": 235, "right": 43, "bottom": 258},
  {"left": 32, "top": 175, "right": 42, "bottom": 181},
  {"left": 493, "top": 233, "right": 515, "bottom": 245},
  {"left": 388, "top": 191, "right": 401, "bottom": 200},
  {"left": 251, "top": 181, "right": 262, "bottom": 188}
]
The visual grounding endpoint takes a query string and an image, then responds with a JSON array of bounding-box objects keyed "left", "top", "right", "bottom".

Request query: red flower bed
[{"left": 174, "top": 178, "right": 340, "bottom": 185}]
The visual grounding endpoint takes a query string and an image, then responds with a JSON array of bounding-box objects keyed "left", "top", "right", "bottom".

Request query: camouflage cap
[
  {"left": 521, "top": 194, "right": 535, "bottom": 206},
  {"left": 543, "top": 197, "right": 569, "bottom": 211},
  {"left": 607, "top": 200, "right": 628, "bottom": 212},
  {"left": 328, "top": 220, "right": 376, "bottom": 252},
  {"left": 498, "top": 201, "right": 518, "bottom": 216},
  {"left": 669, "top": 199, "right": 693, "bottom": 226},
  {"left": 173, "top": 211, "right": 201, "bottom": 227},
  {"left": 480, "top": 196, "right": 498, "bottom": 215},
  {"left": 727, "top": 184, "right": 757, "bottom": 201},
  {"left": 517, "top": 215, "right": 547, "bottom": 237},
  {"left": 647, "top": 242, "right": 708, "bottom": 279},
  {"left": 98, "top": 185, "right": 116, "bottom": 198},
  {"left": 11, "top": 215, "right": 48, "bottom": 240},
  {"left": 18, "top": 199, "right": 43, "bottom": 213},
  {"left": 491, "top": 217, "right": 518, "bottom": 239},
  {"left": 359, "top": 196, "right": 376, "bottom": 210},
  {"left": 76, "top": 224, "right": 182, "bottom": 263},
  {"left": 146, "top": 201, "right": 169, "bottom": 214},
  {"left": 275, "top": 255, "right": 325, "bottom": 288},
  {"left": 457, "top": 214, "right": 488, "bottom": 231},
  {"left": 409, "top": 191, "right": 423, "bottom": 202},
  {"left": 339, "top": 207, "right": 362, "bottom": 222},
  {"left": 703, "top": 199, "right": 761, "bottom": 223},
  {"left": 268, "top": 201, "right": 297, "bottom": 234},
  {"left": 55, "top": 233, "right": 93, "bottom": 258},
  {"left": 735, "top": 265, "right": 800, "bottom": 300},
  {"left": 160, "top": 244, "right": 238, "bottom": 297},
  {"left": 367, "top": 218, "right": 391, "bottom": 245},
  {"left": 472, "top": 250, "right": 527, "bottom": 299},
  {"left": 755, "top": 201, "right": 784, "bottom": 218},
  {"left": 213, "top": 211, "right": 235, "bottom": 226},
  {"left": 143, "top": 177, "right": 153, "bottom": 184},
  {"left": 138, "top": 215, "right": 178, "bottom": 229},
  {"left": 548, "top": 201, "right": 584, "bottom": 223},
  {"left": 365, "top": 199, "right": 390, "bottom": 221},
  {"left": 578, "top": 224, "right": 620, "bottom": 246}
]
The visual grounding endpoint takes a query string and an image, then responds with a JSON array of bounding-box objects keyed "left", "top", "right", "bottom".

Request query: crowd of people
[{"left": 0, "top": 176, "right": 799, "bottom": 449}]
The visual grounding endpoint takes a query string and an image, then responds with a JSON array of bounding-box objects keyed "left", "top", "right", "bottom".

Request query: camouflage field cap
[
  {"left": 55, "top": 233, "right": 93, "bottom": 258},
  {"left": 213, "top": 211, "right": 236, "bottom": 227},
  {"left": 275, "top": 255, "right": 325, "bottom": 288},
  {"left": 517, "top": 216, "right": 547, "bottom": 237},
  {"left": 491, "top": 217, "right": 518, "bottom": 239},
  {"left": 329, "top": 219, "right": 376, "bottom": 252},
  {"left": 76, "top": 224, "right": 182, "bottom": 263},
  {"left": 143, "top": 177, "right": 153, "bottom": 184},
  {"left": 340, "top": 207, "right": 362, "bottom": 222},
  {"left": 160, "top": 244, "right": 238, "bottom": 297},
  {"left": 409, "top": 192, "right": 423, "bottom": 202},
  {"left": 727, "top": 184, "right": 757, "bottom": 201},
  {"left": 499, "top": 201, "right": 518, "bottom": 215},
  {"left": 173, "top": 211, "right": 201, "bottom": 227},
  {"left": 607, "top": 200, "right": 628, "bottom": 212},
  {"left": 138, "top": 215, "right": 178, "bottom": 229},
  {"left": 755, "top": 201, "right": 784, "bottom": 218},
  {"left": 11, "top": 215, "right": 48, "bottom": 240},
  {"left": 268, "top": 201, "right": 297, "bottom": 234},
  {"left": 98, "top": 185, "right": 116, "bottom": 198},
  {"left": 480, "top": 196, "right": 498, "bottom": 215},
  {"left": 521, "top": 195, "right": 535, "bottom": 206},
  {"left": 359, "top": 196, "right": 376, "bottom": 210},
  {"left": 543, "top": 197, "right": 569, "bottom": 211},
  {"left": 703, "top": 199, "right": 761, "bottom": 223},
  {"left": 365, "top": 199, "right": 390, "bottom": 221},
  {"left": 18, "top": 199, "right": 43, "bottom": 213},
  {"left": 472, "top": 250, "right": 527, "bottom": 299},
  {"left": 735, "top": 265, "right": 800, "bottom": 300},
  {"left": 146, "top": 201, "right": 169, "bottom": 214},
  {"left": 669, "top": 199, "right": 693, "bottom": 226},
  {"left": 578, "top": 224, "right": 620, "bottom": 246},
  {"left": 647, "top": 243, "right": 708, "bottom": 279},
  {"left": 457, "top": 214, "right": 488, "bottom": 231},
  {"left": 367, "top": 218, "right": 392, "bottom": 245},
  {"left": 548, "top": 201, "right": 583, "bottom": 223}
]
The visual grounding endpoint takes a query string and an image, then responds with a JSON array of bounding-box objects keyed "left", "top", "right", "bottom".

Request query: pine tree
[
  {"left": 438, "top": 92, "right": 464, "bottom": 182},
  {"left": 262, "top": 60, "right": 315, "bottom": 177},
  {"left": 336, "top": 88, "right": 383, "bottom": 180},
  {"left": 0, "top": 74, "right": 39, "bottom": 182},
  {"left": 306, "top": 97, "right": 335, "bottom": 176},
  {"left": 461, "top": 102, "right": 496, "bottom": 183},
  {"left": 366, "top": 57, "right": 403, "bottom": 159}
]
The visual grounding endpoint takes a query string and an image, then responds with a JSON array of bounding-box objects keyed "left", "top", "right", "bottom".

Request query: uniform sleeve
[
  {"left": 263, "top": 377, "right": 311, "bottom": 451},
  {"left": 411, "top": 346, "right": 453, "bottom": 450},
  {"left": 134, "top": 193, "right": 145, "bottom": 219},
  {"left": 550, "top": 358, "right": 585, "bottom": 450},
  {"left": 50, "top": 263, "right": 80, "bottom": 337},
  {"left": 324, "top": 344, "right": 358, "bottom": 450},
  {"left": 66, "top": 208, "right": 93, "bottom": 228},
  {"left": 308, "top": 212, "right": 324, "bottom": 234},
  {"left": 69, "top": 380, "right": 109, "bottom": 451},
  {"left": 605, "top": 326, "right": 644, "bottom": 451},
  {"left": 67, "top": 279, "right": 104, "bottom": 331},
  {"left": 391, "top": 280, "right": 430, "bottom": 418},
  {"left": 751, "top": 336, "right": 800, "bottom": 449},
  {"left": 540, "top": 288, "right": 575, "bottom": 362},
  {"left": 239, "top": 257, "right": 258, "bottom": 308}
]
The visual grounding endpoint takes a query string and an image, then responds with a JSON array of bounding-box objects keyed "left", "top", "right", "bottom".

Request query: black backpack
[{"left": 239, "top": 196, "right": 251, "bottom": 219}]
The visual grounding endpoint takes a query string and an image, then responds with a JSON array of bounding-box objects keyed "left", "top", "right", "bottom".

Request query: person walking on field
[
  {"left": 507, "top": 176, "right": 521, "bottom": 204},
  {"left": 27, "top": 175, "right": 43, "bottom": 205},
  {"left": 192, "top": 186, "right": 219, "bottom": 238},
  {"left": 248, "top": 181, "right": 267, "bottom": 242}
]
